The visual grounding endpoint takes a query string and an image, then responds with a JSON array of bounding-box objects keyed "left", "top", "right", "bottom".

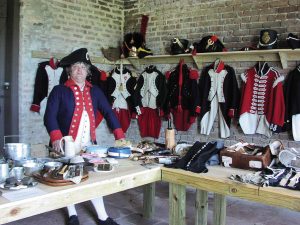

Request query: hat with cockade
[
  {"left": 258, "top": 29, "right": 278, "bottom": 49},
  {"left": 192, "top": 35, "right": 226, "bottom": 53}
]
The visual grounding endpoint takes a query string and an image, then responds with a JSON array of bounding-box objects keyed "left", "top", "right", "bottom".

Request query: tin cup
[
  {"left": 10, "top": 167, "right": 24, "bottom": 180},
  {"left": 0, "top": 162, "right": 9, "bottom": 183}
]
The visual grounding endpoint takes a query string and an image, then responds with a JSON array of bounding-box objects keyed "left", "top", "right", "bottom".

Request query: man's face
[{"left": 70, "top": 62, "right": 88, "bottom": 84}]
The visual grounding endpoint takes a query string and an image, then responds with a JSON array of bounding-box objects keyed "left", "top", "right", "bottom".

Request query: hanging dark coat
[
  {"left": 198, "top": 61, "right": 240, "bottom": 138},
  {"left": 165, "top": 60, "right": 200, "bottom": 131},
  {"left": 284, "top": 65, "right": 300, "bottom": 140},
  {"left": 30, "top": 58, "right": 63, "bottom": 114}
]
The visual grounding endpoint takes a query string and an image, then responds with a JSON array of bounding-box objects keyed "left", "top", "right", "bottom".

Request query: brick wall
[
  {"left": 123, "top": 0, "right": 300, "bottom": 147},
  {"left": 18, "top": 0, "right": 300, "bottom": 149}
]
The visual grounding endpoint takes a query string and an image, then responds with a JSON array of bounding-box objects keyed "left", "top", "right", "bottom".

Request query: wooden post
[
  {"left": 195, "top": 189, "right": 208, "bottom": 225},
  {"left": 143, "top": 183, "right": 156, "bottom": 218},
  {"left": 169, "top": 183, "right": 186, "bottom": 225},
  {"left": 213, "top": 193, "right": 226, "bottom": 225}
]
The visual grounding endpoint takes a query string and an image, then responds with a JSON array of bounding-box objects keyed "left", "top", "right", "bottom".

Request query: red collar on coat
[
  {"left": 49, "top": 57, "right": 60, "bottom": 69},
  {"left": 64, "top": 79, "right": 92, "bottom": 88},
  {"left": 213, "top": 59, "right": 225, "bottom": 73}
]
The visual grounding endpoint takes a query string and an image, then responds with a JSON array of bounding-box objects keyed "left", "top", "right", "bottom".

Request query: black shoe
[
  {"left": 98, "top": 217, "right": 119, "bottom": 225},
  {"left": 67, "top": 215, "right": 80, "bottom": 225}
]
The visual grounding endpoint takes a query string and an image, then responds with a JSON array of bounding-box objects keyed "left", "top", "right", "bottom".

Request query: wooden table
[
  {"left": 0, "top": 160, "right": 161, "bottom": 224},
  {"left": 2, "top": 160, "right": 300, "bottom": 225},
  {"left": 162, "top": 166, "right": 300, "bottom": 225}
]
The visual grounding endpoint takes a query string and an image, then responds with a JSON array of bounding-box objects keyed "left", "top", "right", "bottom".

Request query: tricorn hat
[
  {"left": 59, "top": 48, "right": 92, "bottom": 66},
  {"left": 258, "top": 29, "right": 278, "bottom": 49},
  {"left": 192, "top": 35, "right": 226, "bottom": 53},
  {"left": 170, "top": 38, "right": 190, "bottom": 55}
]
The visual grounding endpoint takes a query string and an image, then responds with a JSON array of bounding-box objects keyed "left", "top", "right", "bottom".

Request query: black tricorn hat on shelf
[
  {"left": 258, "top": 29, "right": 278, "bottom": 49},
  {"left": 192, "top": 35, "right": 226, "bottom": 53},
  {"left": 286, "top": 33, "right": 300, "bottom": 50},
  {"left": 59, "top": 48, "right": 92, "bottom": 66},
  {"left": 170, "top": 38, "right": 190, "bottom": 55}
]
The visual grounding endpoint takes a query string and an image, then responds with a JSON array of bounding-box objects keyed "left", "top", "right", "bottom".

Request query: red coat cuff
[
  {"left": 195, "top": 106, "right": 201, "bottom": 114},
  {"left": 228, "top": 109, "right": 235, "bottom": 118},
  {"left": 113, "top": 128, "right": 125, "bottom": 140},
  {"left": 50, "top": 130, "right": 63, "bottom": 143},
  {"left": 30, "top": 104, "right": 40, "bottom": 112},
  {"left": 189, "top": 116, "right": 196, "bottom": 124},
  {"left": 100, "top": 71, "right": 107, "bottom": 81},
  {"left": 159, "top": 108, "right": 164, "bottom": 117},
  {"left": 131, "top": 112, "right": 138, "bottom": 119}
]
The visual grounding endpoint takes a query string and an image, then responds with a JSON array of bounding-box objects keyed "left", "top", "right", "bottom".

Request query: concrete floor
[{"left": 6, "top": 181, "right": 300, "bottom": 225}]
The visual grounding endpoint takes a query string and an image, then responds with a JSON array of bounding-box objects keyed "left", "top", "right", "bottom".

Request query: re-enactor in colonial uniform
[{"left": 44, "top": 48, "right": 124, "bottom": 225}]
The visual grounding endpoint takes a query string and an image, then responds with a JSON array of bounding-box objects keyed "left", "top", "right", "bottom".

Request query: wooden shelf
[
  {"left": 128, "top": 49, "right": 300, "bottom": 69},
  {"left": 31, "top": 50, "right": 131, "bottom": 65},
  {"left": 31, "top": 49, "right": 300, "bottom": 69}
]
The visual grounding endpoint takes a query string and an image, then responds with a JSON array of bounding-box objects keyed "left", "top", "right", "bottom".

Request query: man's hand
[
  {"left": 52, "top": 140, "right": 61, "bottom": 152},
  {"left": 115, "top": 139, "right": 131, "bottom": 147}
]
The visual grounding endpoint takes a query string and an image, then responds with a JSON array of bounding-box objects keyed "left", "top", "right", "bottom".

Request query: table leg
[
  {"left": 169, "top": 183, "right": 186, "bottom": 225},
  {"left": 213, "top": 193, "right": 226, "bottom": 225},
  {"left": 143, "top": 182, "right": 156, "bottom": 218},
  {"left": 195, "top": 189, "right": 208, "bottom": 225}
]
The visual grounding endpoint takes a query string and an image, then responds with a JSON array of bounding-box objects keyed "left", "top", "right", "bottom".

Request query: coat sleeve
[
  {"left": 268, "top": 77, "right": 285, "bottom": 132},
  {"left": 30, "top": 62, "right": 49, "bottom": 113},
  {"left": 132, "top": 74, "right": 144, "bottom": 115},
  {"left": 189, "top": 69, "right": 200, "bottom": 116},
  {"left": 155, "top": 69, "right": 168, "bottom": 116},
  {"left": 198, "top": 66, "right": 210, "bottom": 118},
  {"left": 43, "top": 86, "right": 63, "bottom": 142},
  {"left": 283, "top": 70, "right": 293, "bottom": 130},
  {"left": 225, "top": 66, "right": 240, "bottom": 118},
  {"left": 125, "top": 72, "right": 137, "bottom": 112}
]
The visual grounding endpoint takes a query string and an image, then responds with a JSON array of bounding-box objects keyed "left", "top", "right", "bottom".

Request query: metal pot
[{"left": 3, "top": 143, "right": 31, "bottom": 160}]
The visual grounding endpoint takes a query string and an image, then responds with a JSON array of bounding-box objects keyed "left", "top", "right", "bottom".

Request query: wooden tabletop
[
  {"left": 0, "top": 159, "right": 161, "bottom": 224},
  {"left": 162, "top": 166, "right": 300, "bottom": 212}
]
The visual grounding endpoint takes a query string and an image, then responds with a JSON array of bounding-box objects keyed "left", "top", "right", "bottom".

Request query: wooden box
[{"left": 219, "top": 145, "right": 272, "bottom": 170}]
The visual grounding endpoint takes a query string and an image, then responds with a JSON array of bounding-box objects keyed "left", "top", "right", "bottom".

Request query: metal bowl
[
  {"left": 23, "top": 162, "right": 44, "bottom": 176},
  {"left": 14, "top": 158, "right": 37, "bottom": 167},
  {"left": 44, "top": 161, "right": 63, "bottom": 170}
]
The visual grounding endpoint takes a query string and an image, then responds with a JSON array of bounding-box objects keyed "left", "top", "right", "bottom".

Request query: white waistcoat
[
  {"left": 207, "top": 69, "right": 227, "bottom": 102},
  {"left": 111, "top": 71, "right": 131, "bottom": 109},
  {"left": 140, "top": 72, "right": 159, "bottom": 109}
]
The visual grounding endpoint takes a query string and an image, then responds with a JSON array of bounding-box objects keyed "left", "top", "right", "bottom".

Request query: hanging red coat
[
  {"left": 239, "top": 62, "right": 285, "bottom": 137},
  {"left": 165, "top": 59, "right": 200, "bottom": 131}
]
